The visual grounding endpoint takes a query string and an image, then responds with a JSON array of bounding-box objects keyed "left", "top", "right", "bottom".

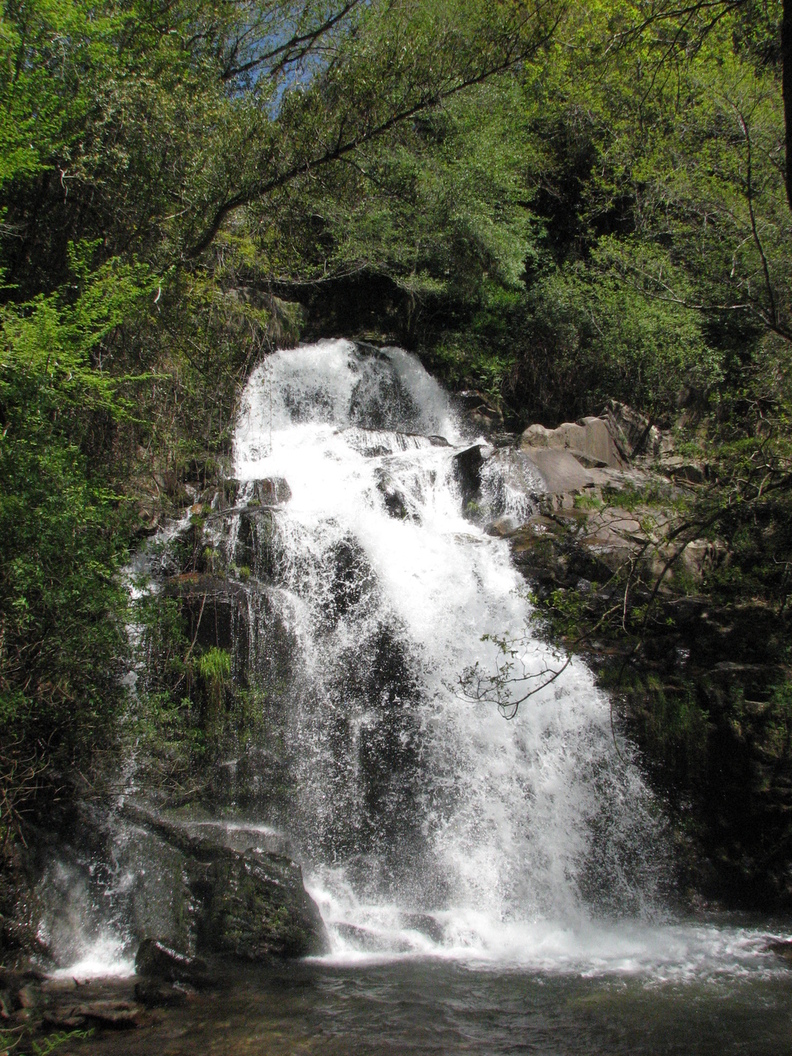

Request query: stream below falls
[{"left": 42, "top": 340, "right": 792, "bottom": 1053}]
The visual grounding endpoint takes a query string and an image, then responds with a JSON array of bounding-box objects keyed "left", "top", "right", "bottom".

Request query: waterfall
[{"left": 227, "top": 339, "right": 667, "bottom": 960}]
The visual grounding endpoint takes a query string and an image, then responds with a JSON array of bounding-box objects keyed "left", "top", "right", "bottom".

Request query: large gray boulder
[
  {"left": 520, "top": 416, "right": 624, "bottom": 469},
  {"left": 519, "top": 448, "right": 595, "bottom": 496}
]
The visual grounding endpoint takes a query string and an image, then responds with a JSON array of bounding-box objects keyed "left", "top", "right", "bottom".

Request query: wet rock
[
  {"left": 324, "top": 624, "right": 425, "bottom": 880},
  {"left": 765, "top": 939, "right": 792, "bottom": 962},
  {"left": 234, "top": 506, "right": 276, "bottom": 578},
  {"left": 43, "top": 1000, "right": 147, "bottom": 1030},
  {"left": 209, "top": 744, "right": 292, "bottom": 816},
  {"left": 221, "top": 477, "right": 242, "bottom": 507},
  {"left": 194, "top": 847, "right": 327, "bottom": 960},
  {"left": 42, "top": 1010, "right": 88, "bottom": 1030},
  {"left": 250, "top": 478, "right": 292, "bottom": 506},
  {"left": 482, "top": 448, "right": 545, "bottom": 525},
  {"left": 401, "top": 912, "right": 445, "bottom": 944},
  {"left": 323, "top": 537, "right": 377, "bottom": 627},
  {"left": 179, "top": 820, "right": 294, "bottom": 859},
  {"left": 352, "top": 340, "right": 390, "bottom": 361},
  {"left": 196, "top": 477, "right": 241, "bottom": 512},
  {"left": 120, "top": 803, "right": 328, "bottom": 962},
  {"left": 487, "top": 517, "right": 518, "bottom": 537},
  {"left": 453, "top": 444, "right": 488, "bottom": 507},
  {"left": 349, "top": 358, "right": 422, "bottom": 431},
  {"left": 375, "top": 469, "right": 415, "bottom": 521},
  {"left": 134, "top": 978, "right": 190, "bottom": 1007},
  {"left": 123, "top": 828, "right": 194, "bottom": 959},
  {"left": 135, "top": 939, "right": 210, "bottom": 986},
  {"left": 166, "top": 574, "right": 249, "bottom": 653},
  {"left": 335, "top": 923, "right": 413, "bottom": 954},
  {"left": 75, "top": 1000, "right": 147, "bottom": 1028}
]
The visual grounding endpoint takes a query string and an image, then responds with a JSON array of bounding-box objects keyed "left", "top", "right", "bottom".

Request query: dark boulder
[
  {"left": 121, "top": 804, "right": 328, "bottom": 963},
  {"left": 193, "top": 848, "right": 326, "bottom": 959},
  {"left": 250, "top": 478, "right": 292, "bottom": 506},
  {"left": 453, "top": 445, "right": 488, "bottom": 508},
  {"left": 375, "top": 468, "right": 416, "bottom": 522},
  {"left": 454, "top": 390, "right": 503, "bottom": 435},
  {"left": 135, "top": 939, "right": 210, "bottom": 985}
]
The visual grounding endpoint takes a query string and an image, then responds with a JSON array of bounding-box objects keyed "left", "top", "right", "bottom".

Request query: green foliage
[
  {"left": 132, "top": 592, "right": 203, "bottom": 781},
  {"left": 196, "top": 646, "right": 232, "bottom": 738},
  {"left": 514, "top": 252, "right": 719, "bottom": 422},
  {"left": 197, "top": 646, "right": 232, "bottom": 684},
  {"left": 30, "top": 1028, "right": 94, "bottom": 1055},
  {"left": 627, "top": 677, "right": 711, "bottom": 789},
  {"left": 761, "top": 682, "right": 792, "bottom": 759},
  {"left": 136, "top": 593, "right": 190, "bottom": 695},
  {"left": 0, "top": 258, "right": 156, "bottom": 829},
  {"left": 428, "top": 332, "right": 515, "bottom": 400},
  {"left": 307, "top": 79, "right": 541, "bottom": 303}
]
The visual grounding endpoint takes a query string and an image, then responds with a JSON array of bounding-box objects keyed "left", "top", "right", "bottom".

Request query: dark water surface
[{"left": 50, "top": 948, "right": 792, "bottom": 1056}]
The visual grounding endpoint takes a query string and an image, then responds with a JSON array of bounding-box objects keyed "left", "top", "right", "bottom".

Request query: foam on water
[
  {"left": 306, "top": 869, "right": 788, "bottom": 980},
  {"left": 48, "top": 938, "right": 135, "bottom": 981}
]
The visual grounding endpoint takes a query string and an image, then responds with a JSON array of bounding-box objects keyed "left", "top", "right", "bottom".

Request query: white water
[
  {"left": 41, "top": 338, "right": 790, "bottom": 984},
  {"left": 230, "top": 339, "right": 711, "bottom": 973}
]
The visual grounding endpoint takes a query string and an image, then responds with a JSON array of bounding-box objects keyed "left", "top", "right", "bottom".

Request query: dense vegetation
[{"left": 1, "top": 0, "right": 790, "bottom": 926}]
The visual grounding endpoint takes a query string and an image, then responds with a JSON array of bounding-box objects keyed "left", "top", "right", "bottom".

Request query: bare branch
[{"left": 221, "top": 1, "right": 363, "bottom": 83}]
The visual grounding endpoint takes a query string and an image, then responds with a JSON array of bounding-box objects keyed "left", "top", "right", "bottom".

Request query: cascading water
[
  {"left": 229, "top": 338, "right": 669, "bottom": 963},
  {"left": 31, "top": 339, "right": 792, "bottom": 1056}
]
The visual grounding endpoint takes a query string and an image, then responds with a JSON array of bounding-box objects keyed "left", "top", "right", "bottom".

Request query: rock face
[
  {"left": 453, "top": 444, "right": 489, "bottom": 507},
  {"left": 602, "top": 401, "right": 663, "bottom": 460},
  {"left": 166, "top": 574, "right": 250, "bottom": 654},
  {"left": 520, "top": 416, "right": 625, "bottom": 469},
  {"left": 121, "top": 803, "right": 328, "bottom": 964},
  {"left": 249, "top": 477, "right": 292, "bottom": 506},
  {"left": 519, "top": 447, "right": 595, "bottom": 496},
  {"left": 454, "top": 390, "right": 504, "bottom": 434},
  {"left": 491, "top": 404, "right": 792, "bottom": 910}
]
